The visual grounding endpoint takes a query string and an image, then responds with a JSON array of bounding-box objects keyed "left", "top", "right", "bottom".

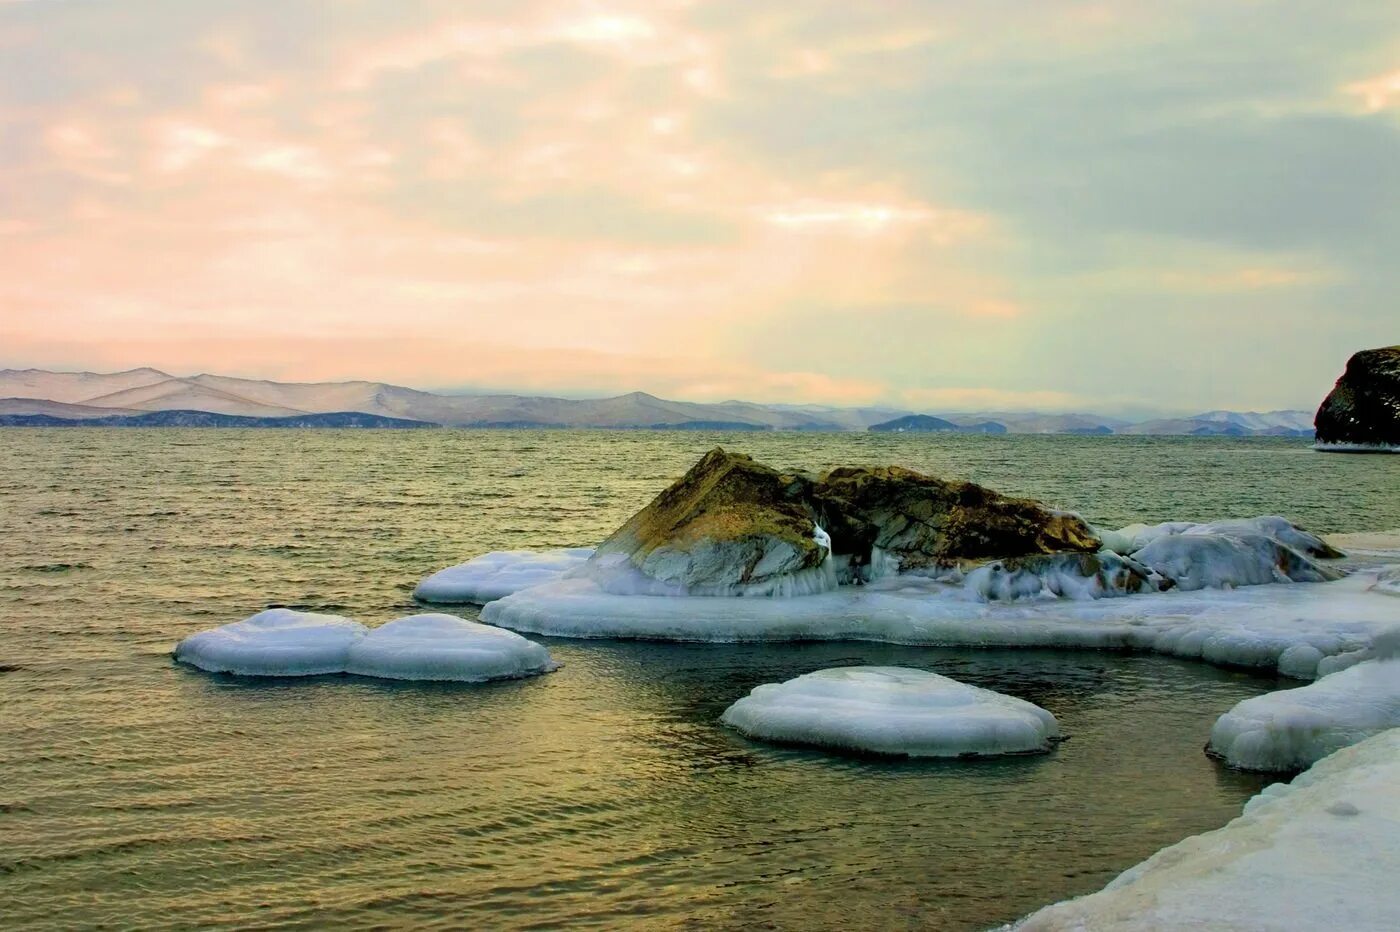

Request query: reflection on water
[{"left": 3, "top": 429, "right": 1396, "bottom": 930}]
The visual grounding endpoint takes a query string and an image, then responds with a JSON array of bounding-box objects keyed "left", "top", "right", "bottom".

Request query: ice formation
[
  {"left": 1096, "top": 516, "right": 1339, "bottom": 560},
  {"left": 175, "top": 610, "right": 557, "bottom": 682},
  {"left": 580, "top": 524, "right": 842, "bottom": 598},
  {"left": 173, "top": 609, "right": 369, "bottom": 676},
  {"left": 961, "top": 552, "right": 1155, "bottom": 601},
  {"left": 344, "top": 613, "right": 558, "bottom": 682},
  {"left": 1209, "top": 641, "right": 1400, "bottom": 771},
  {"left": 1007, "top": 729, "right": 1400, "bottom": 931},
  {"left": 414, "top": 548, "right": 594, "bottom": 603},
  {"left": 1131, "top": 531, "right": 1340, "bottom": 591},
  {"left": 1375, "top": 568, "right": 1400, "bottom": 597},
  {"left": 721, "top": 666, "right": 1059, "bottom": 758},
  {"left": 483, "top": 565, "right": 1400, "bottom": 679}
]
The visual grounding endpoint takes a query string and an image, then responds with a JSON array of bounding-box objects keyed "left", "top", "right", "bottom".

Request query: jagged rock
[
  {"left": 812, "top": 466, "right": 1100, "bottom": 573},
  {"left": 587, "top": 448, "right": 1102, "bottom": 595},
  {"left": 589, "top": 449, "right": 827, "bottom": 595},
  {"left": 1314, "top": 345, "right": 1400, "bottom": 451}
]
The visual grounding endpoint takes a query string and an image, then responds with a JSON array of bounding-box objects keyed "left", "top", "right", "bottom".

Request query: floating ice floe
[
  {"left": 721, "top": 666, "right": 1059, "bottom": 758},
  {"left": 414, "top": 548, "right": 594, "bottom": 603},
  {"left": 175, "top": 610, "right": 557, "bottom": 682},
  {"left": 173, "top": 609, "right": 369, "bottom": 676},
  {"left": 345, "top": 613, "right": 558, "bottom": 682},
  {"left": 1209, "top": 638, "right": 1400, "bottom": 771},
  {"left": 1006, "top": 728, "right": 1400, "bottom": 931},
  {"left": 482, "top": 565, "right": 1400, "bottom": 679}
]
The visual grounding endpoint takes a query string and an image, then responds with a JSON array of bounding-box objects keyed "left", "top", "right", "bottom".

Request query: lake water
[{"left": 2, "top": 430, "right": 1398, "bottom": 929}]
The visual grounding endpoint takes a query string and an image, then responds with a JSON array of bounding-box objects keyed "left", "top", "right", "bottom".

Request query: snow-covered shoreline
[{"left": 1004, "top": 729, "right": 1400, "bottom": 930}]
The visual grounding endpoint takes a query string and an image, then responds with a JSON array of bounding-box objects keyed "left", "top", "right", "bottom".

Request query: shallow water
[{"left": 2, "top": 430, "right": 1397, "bottom": 929}]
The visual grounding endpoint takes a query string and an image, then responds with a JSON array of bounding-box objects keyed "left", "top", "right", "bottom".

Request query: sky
[{"left": 0, "top": 0, "right": 1396, "bottom": 414}]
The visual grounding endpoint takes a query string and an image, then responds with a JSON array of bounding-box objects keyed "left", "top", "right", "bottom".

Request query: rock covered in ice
[
  {"left": 1089, "top": 516, "right": 1344, "bottom": 593},
  {"left": 1097, "top": 516, "right": 1341, "bottom": 560},
  {"left": 589, "top": 448, "right": 832, "bottom": 596},
  {"left": 1093, "top": 521, "right": 1189, "bottom": 556},
  {"left": 1314, "top": 344, "right": 1400, "bottom": 451},
  {"left": 1187, "top": 517, "right": 1343, "bottom": 560},
  {"left": 483, "top": 566, "right": 1400, "bottom": 678},
  {"left": 173, "top": 609, "right": 369, "bottom": 676},
  {"left": 415, "top": 548, "right": 593, "bottom": 603},
  {"left": 810, "top": 465, "right": 1101, "bottom": 575},
  {"left": 345, "top": 613, "right": 558, "bottom": 682},
  {"left": 720, "top": 666, "right": 1059, "bottom": 758},
  {"left": 1006, "top": 729, "right": 1400, "bottom": 931},
  {"left": 1132, "top": 531, "right": 1341, "bottom": 591},
  {"left": 1209, "top": 640, "right": 1400, "bottom": 771},
  {"left": 584, "top": 448, "right": 1102, "bottom": 596},
  {"left": 962, "top": 552, "right": 1156, "bottom": 602}
]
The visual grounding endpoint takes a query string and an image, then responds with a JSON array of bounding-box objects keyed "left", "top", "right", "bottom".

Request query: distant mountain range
[
  {"left": 0, "top": 409, "right": 434, "bottom": 429},
  {"left": 0, "top": 368, "right": 1316, "bottom": 436}
]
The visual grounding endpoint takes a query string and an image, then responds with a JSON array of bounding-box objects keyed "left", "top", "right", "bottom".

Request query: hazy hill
[
  {"left": 0, "top": 398, "right": 144, "bottom": 418},
  {"left": 0, "top": 409, "right": 434, "bottom": 428},
  {"left": 0, "top": 368, "right": 172, "bottom": 404},
  {"left": 1120, "top": 410, "right": 1313, "bottom": 437},
  {"left": 0, "top": 367, "right": 1317, "bottom": 434},
  {"left": 940, "top": 412, "right": 1133, "bottom": 434},
  {"left": 869, "top": 414, "right": 1008, "bottom": 434}
]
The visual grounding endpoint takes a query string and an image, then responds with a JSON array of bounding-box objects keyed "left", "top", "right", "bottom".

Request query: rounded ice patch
[
  {"left": 344, "top": 613, "right": 558, "bottom": 682},
  {"left": 1209, "top": 656, "right": 1400, "bottom": 771},
  {"left": 414, "top": 548, "right": 594, "bottom": 604},
  {"left": 720, "top": 666, "right": 1060, "bottom": 758},
  {"left": 173, "top": 608, "right": 369, "bottom": 676}
]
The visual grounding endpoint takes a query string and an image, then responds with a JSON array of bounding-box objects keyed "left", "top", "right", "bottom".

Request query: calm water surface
[{"left": 2, "top": 430, "right": 1398, "bottom": 930}]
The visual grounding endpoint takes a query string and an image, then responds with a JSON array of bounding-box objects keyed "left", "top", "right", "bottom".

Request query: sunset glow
[{"left": 1, "top": 1, "right": 1396, "bottom": 412}]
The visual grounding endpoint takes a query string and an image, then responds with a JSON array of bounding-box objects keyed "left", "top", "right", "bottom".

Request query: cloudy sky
[{"left": 1, "top": 1, "right": 1396, "bottom": 413}]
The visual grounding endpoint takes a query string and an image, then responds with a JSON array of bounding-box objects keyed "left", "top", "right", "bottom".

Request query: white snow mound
[
  {"left": 173, "top": 609, "right": 369, "bottom": 676},
  {"left": 1209, "top": 651, "right": 1400, "bottom": 771},
  {"left": 345, "top": 613, "right": 558, "bottom": 682},
  {"left": 1007, "top": 729, "right": 1400, "bottom": 931},
  {"left": 721, "top": 666, "right": 1059, "bottom": 758},
  {"left": 414, "top": 548, "right": 594, "bottom": 603}
]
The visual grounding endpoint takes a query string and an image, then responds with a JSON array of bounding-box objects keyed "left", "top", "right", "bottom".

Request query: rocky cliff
[{"left": 1314, "top": 346, "right": 1400, "bottom": 451}]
